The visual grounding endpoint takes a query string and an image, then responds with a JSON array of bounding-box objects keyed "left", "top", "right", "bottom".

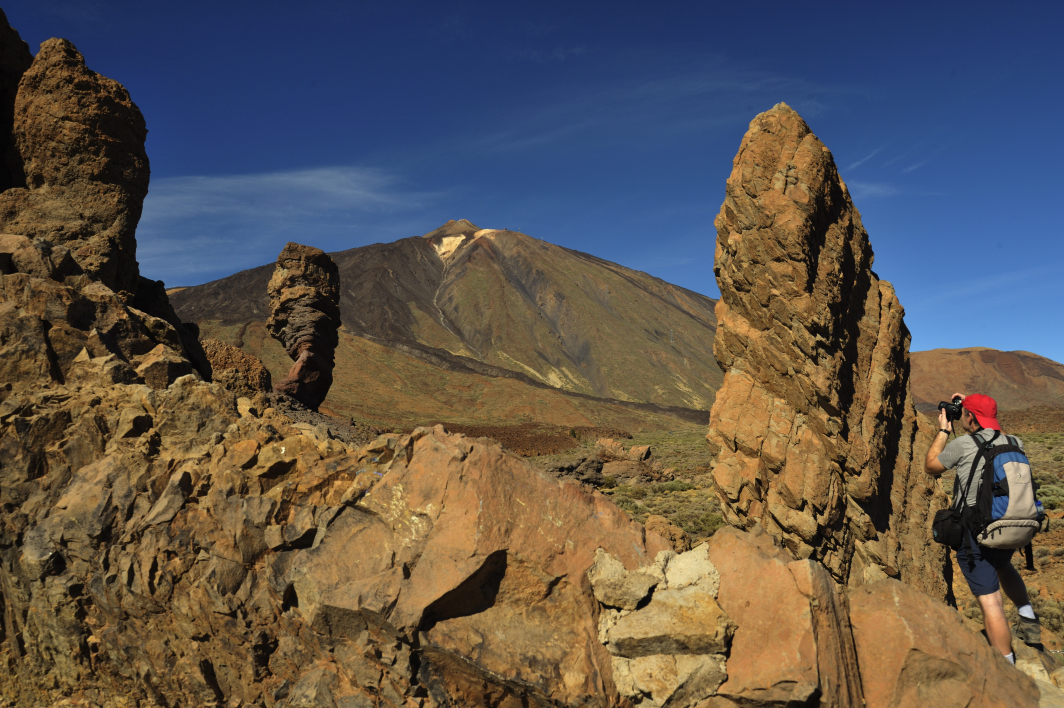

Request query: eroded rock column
[
  {"left": 0, "top": 37, "right": 149, "bottom": 295},
  {"left": 267, "top": 242, "right": 341, "bottom": 410},
  {"left": 706, "top": 103, "right": 948, "bottom": 597}
]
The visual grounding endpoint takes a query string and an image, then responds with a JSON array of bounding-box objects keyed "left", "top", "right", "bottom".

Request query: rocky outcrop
[
  {"left": 706, "top": 103, "right": 949, "bottom": 596},
  {"left": 0, "top": 348, "right": 673, "bottom": 706},
  {"left": 0, "top": 34, "right": 149, "bottom": 295},
  {"left": 588, "top": 528, "right": 1052, "bottom": 708},
  {"left": 266, "top": 243, "right": 340, "bottom": 411},
  {"left": 0, "top": 233, "right": 198, "bottom": 391}
]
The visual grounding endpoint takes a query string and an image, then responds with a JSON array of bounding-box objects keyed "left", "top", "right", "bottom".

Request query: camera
[{"left": 938, "top": 396, "right": 964, "bottom": 422}]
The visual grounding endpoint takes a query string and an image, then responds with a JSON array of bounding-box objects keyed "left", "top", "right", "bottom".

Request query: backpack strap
[
  {"left": 957, "top": 431, "right": 998, "bottom": 509},
  {"left": 958, "top": 431, "right": 999, "bottom": 564}
]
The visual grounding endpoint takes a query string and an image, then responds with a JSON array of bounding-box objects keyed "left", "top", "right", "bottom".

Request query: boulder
[
  {"left": 266, "top": 242, "right": 341, "bottom": 410},
  {"left": 590, "top": 543, "right": 731, "bottom": 707},
  {"left": 706, "top": 103, "right": 949, "bottom": 596},
  {"left": 202, "top": 337, "right": 273, "bottom": 397},
  {"left": 645, "top": 514, "right": 691, "bottom": 553},
  {"left": 849, "top": 579, "right": 1041, "bottom": 707}
]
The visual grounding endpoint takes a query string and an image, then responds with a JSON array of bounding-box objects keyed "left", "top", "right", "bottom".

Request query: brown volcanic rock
[
  {"left": 911, "top": 347, "right": 1064, "bottom": 412},
  {"left": 0, "top": 361, "right": 670, "bottom": 706},
  {"left": 849, "top": 580, "right": 1040, "bottom": 707},
  {"left": 706, "top": 103, "right": 949, "bottom": 595},
  {"left": 0, "top": 37, "right": 149, "bottom": 295},
  {"left": 266, "top": 242, "right": 341, "bottom": 410},
  {"left": 201, "top": 337, "right": 272, "bottom": 397}
]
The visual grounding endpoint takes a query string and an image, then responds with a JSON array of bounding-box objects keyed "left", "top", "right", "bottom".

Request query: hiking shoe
[{"left": 1014, "top": 615, "right": 1042, "bottom": 646}]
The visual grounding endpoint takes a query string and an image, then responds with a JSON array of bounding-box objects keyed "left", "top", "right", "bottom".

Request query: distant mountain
[
  {"left": 171, "top": 219, "right": 723, "bottom": 411},
  {"left": 910, "top": 347, "right": 1064, "bottom": 411}
]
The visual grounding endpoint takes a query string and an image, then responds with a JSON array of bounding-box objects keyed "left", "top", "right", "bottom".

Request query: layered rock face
[
  {"left": 266, "top": 242, "right": 341, "bottom": 410},
  {"left": 706, "top": 104, "right": 949, "bottom": 595},
  {"left": 0, "top": 33, "right": 149, "bottom": 295}
]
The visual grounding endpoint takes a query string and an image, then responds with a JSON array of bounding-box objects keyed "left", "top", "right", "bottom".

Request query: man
[{"left": 925, "top": 392, "right": 1041, "bottom": 664}]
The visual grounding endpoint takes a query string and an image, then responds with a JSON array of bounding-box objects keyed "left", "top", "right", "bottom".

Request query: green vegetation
[
  {"left": 1025, "top": 433, "right": 1064, "bottom": 510},
  {"left": 530, "top": 424, "right": 724, "bottom": 539}
]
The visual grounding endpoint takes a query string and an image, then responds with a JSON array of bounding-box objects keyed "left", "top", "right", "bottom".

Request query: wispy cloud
[
  {"left": 846, "top": 181, "right": 899, "bottom": 198},
  {"left": 902, "top": 160, "right": 929, "bottom": 173},
  {"left": 847, "top": 149, "right": 881, "bottom": 171},
  {"left": 136, "top": 166, "right": 443, "bottom": 286},
  {"left": 457, "top": 59, "right": 859, "bottom": 156}
]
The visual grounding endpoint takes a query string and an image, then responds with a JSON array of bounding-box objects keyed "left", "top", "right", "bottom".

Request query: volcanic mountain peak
[
  {"left": 171, "top": 220, "right": 723, "bottom": 411},
  {"left": 423, "top": 218, "right": 505, "bottom": 261}
]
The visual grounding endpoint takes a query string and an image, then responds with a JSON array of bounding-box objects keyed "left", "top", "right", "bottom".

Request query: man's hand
[{"left": 926, "top": 395, "right": 960, "bottom": 475}]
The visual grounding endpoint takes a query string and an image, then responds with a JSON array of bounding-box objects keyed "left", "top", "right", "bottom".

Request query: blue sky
[{"left": 7, "top": 1, "right": 1064, "bottom": 364}]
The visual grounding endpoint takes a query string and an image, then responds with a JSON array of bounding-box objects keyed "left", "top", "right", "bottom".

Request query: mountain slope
[
  {"left": 910, "top": 347, "right": 1064, "bottom": 411},
  {"left": 171, "top": 219, "right": 723, "bottom": 410}
]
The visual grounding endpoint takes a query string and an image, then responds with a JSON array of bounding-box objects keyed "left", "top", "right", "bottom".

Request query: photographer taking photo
[{"left": 925, "top": 392, "right": 1041, "bottom": 664}]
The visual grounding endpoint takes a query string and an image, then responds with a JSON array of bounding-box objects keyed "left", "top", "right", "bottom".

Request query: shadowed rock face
[
  {"left": 706, "top": 103, "right": 949, "bottom": 597},
  {"left": 266, "top": 242, "right": 341, "bottom": 410},
  {"left": 0, "top": 9, "right": 32, "bottom": 193},
  {"left": 0, "top": 35, "right": 149, "bottom": 295}
]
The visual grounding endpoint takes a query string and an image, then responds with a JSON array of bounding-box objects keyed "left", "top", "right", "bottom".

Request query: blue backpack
[{"left": 958, "top": 431, "right": 1044, "bottom": 566}]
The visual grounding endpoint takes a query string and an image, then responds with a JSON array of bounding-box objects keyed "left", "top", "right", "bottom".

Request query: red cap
[{"left": 963, "top": 394, "right": 1001, "bottom": 431}]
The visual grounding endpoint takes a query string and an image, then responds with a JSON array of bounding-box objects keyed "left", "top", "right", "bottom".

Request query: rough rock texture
[
  {"left": 588, "top": 528, "right": 1056, "bottom": 708},
  {"left": 706, "top": 103, "right": 949, "bottom": 595},
  {"left": 202, "top": 337, "right": 273, "bottom": 398},
  {"left": 850, "top": 580, "right": 1041, "bottom": 707},
  {"left": 590, "top": 544, "right": 730, "bottom": 707},
  {"left": 708, "top": 527, "right": 863, "bottom": 707},
  {"left": 0, "top": 362, "right": 672, "bottom": 706},
  {"left": 0, "top": 35, "right": 149, "bottom": 295},
  {"left": 0, "top": 233, "right": 199, "bottom": 391},
  {"left": 644, "top": 515, "right": 691, "bottom": 553},
  {"left": 266, "top": 243, "right": 341, "bottom": 411}
]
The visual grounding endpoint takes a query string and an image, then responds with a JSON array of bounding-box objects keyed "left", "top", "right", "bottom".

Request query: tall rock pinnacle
[
  {"left": 0, "top": 36, "right": 149, "bottom": 295},
  {"left": 266, "top": 242, "right": 341, "bottom": 410},
  {"left": 706, "top": 104, "right": 948, "bottom": 596}
]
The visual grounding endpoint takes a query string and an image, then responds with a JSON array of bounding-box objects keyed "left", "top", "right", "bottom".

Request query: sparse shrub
[
  {"left": 1052, "top": 548, "right": 1064, "bottom": 557},
  {"left": 612, "top": 485, "right": 646, "bottom": 500},
  {"left": 671, "top": 511, "right": 725, "bottom": 537},
  {"left": 1054, "top": 455, "right": 1063, "bottom": 462},
  {"left": 601, "top": 476, "right": 617, "bottom": 489},
  {"left": 1036, "top": 547, "right": 1050, "bottom": 558},
  {"left": 651, "top": 480, "right": 696, "bottom": 493}
]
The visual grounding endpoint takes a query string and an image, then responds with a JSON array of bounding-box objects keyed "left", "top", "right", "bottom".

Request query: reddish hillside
[{"left": 911, "top": 347, "right": 1064, "bottom": 411}]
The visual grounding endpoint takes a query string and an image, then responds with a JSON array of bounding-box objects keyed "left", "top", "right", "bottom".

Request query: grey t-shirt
[{"left": 938, "top": 429, "right": 1024, "bottom": 508}]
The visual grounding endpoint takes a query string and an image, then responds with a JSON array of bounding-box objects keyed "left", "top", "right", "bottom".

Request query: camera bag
[
  {"left": 932, "top": 506, "right": 965, "bottom": 550},
  {"left": 932, "top": 465, "right": 967, "bottom": 549}
]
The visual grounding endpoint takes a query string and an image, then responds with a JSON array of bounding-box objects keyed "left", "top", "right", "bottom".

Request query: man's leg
[
  {"left": 999, "top": 562, "right": 1042, "bottom": 645},
  {"left": 976, "top": 590, "right": 1013, "bottom": 657},
  {"left": 998, "top": 563, "right": 1030, "bottom": 607}
]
